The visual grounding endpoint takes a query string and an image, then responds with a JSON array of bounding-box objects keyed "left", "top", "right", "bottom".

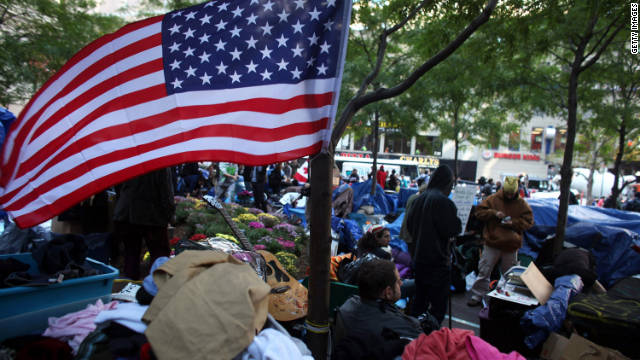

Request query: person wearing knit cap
[
  {"left": 406, "top": 165, "right": 461, "bottom": 323},
  {"left": 467, "top": 176, "right": 534, "bottom": 307}
]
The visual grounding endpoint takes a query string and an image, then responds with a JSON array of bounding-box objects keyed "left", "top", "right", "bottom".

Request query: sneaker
[
  {"left": 466, "top": 297, "right": 482, "bottom": 307},
  {"left": 112, "top": 282, "right": 141, "bottom": 302}
]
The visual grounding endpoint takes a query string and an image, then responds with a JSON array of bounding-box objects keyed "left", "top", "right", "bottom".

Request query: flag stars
[
  {"left": 294, "top": 0, "right": 305, "bottom": 10},
  {"left": 292, "top": 20, "right": 304, "bottom": 34},
  {"left": 261, "top": 69, "right": 273, "bottom": 80},
  {"left": 214, "top": 39, "right": 227, "bottom": 51},
  {"left": 184, "top": 65, "right": 197, "bottom": 78},
  {"left": 291, "top": 44, "right": 304, "bottom": 57},
  {"left": 260, "top": 45, "right": 272, "bottom": 59},
  {"left": 246, "top": 60, "right": 258, "bottom": 73},
  {"left": 263, "top": 1, "right": 274, "bottom": 11},
  {"left": 199, "top": 14, "right": 212, "bottom": 25},
  {"left": 320, "top": 41, "right": 331, "bottom": 53},
  {"left": 277, "top": 9, "right": 289, "bottom": 23},
  {"left": 324, "top": 20, "right": 334, "bottom": 31},
  {"left": 230, "top": 71, "right": 242, "bottom": 83},
  {"left": 215, "top": 19, "right": 227, "bottom": 31},
  {"left": 184, "top": 11, "right": 197, "bottom": 20},
  {"left": 171, "top": 78, "right": 183, "bottom": 89},
  {"left": 250, "top": 0, "right": 260, "bottom": 5},
  {"left": 309, "top": 7, "right": 321, "bottom": 21},
  {"left": 217, "top": 2, "right": 229, "bottom": 12},
  {"left": 276, "top": 58, "right": 289, "bottom": 71},
  {"left": 216, "top": 61, "right": 228, "bottom": 74},
  {"left": 168, "top": 42, "right": 181, "bottom": 52},
  {"left": 245, "top": 36, "right": 258, "bottom": 49},
  {"left": 230, "top": 47, "right": 242, "bottom": 61},
  {"left": 261, "top": 22, "right": 274, "bottom": 35},
  {"left": 306, "top": 57, "right": 316, "bottom": 68},
  {"left": 229, "top": 26, "right": 242, "bottom": 38},
  {"left": 307, "top": 32, "right": 319, "bottom": 45},
  {"left": 199, "top": 33, "right": 210, "bottom": 44},
  {"left": 246, "top": 13, "right": 258, "bottom": 25},
  {"left": 276, "top": 34, "right": 289, "bottom": 47},
  {"left": 168, "top": 23, "right": 181, "bottom": 35},
  {"left": 204, "top": 1, "right": 215, "bottom": 8},
  {"left": 183, "top": 46, "right": 195, "bottom": 57},
  {"left": 291, "top": 67, "right": 302, "bottom": 79},
  {"left": 326, "top": 0, "right": 336, "bottom": 7},
  {"left": 171, "top": 11, "right": 183, "bottom": 18},
  {"left": 169, "top": 59, "right": 182, "bottom": 70},
  {"left": 199, "top": 51, "right": 211, "bottom": 63},
  {"left": 231, "top": 6, "right": 243, "bottom": 17},
  {"left": 317, "top": 63, "right": 328, "bottom": 75},
  {"left": 200, "top": 72, "right": 212, "bottom": 85},
  {"left": 183, "top": 27, "right": 195, "bottom": 39}
]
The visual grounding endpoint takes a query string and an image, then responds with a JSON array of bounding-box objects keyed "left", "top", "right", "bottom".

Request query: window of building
[
  {"left": 508, "top": 130, "right": 520, "bottom": 151},
  {"left": 530, "top": 127, "right": 543, "bottom": 152},
  {"left": 555, "top": 128, "right": 567, "bottom": 151},
  {"left": 415, "top": 136, "right": 442, "bottom": 156}
]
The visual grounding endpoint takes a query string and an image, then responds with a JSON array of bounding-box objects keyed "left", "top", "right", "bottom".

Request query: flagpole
[{"left": 307, "top": 150, "right": 332, "bottom": 359}]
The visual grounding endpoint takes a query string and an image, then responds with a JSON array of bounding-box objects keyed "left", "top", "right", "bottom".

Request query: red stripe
[
  {"left": 11, "top": 143, "right": 323, "bottom": 228},
  {"left": 2, "top": 34, "right": 162, "bottom": 186},
  {"left": 2, "top": 117, "right": 328, "bottom": 209},
  {"left": 10, "top": 15, "right": 163, "bottom": 135},
  {"left": 13, "top": 92, "right": 332, "bottom": 182}
]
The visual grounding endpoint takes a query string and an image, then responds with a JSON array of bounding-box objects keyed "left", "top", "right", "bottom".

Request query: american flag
[{"left": 0, "top": 0, "right": 351, "bottom": 228}]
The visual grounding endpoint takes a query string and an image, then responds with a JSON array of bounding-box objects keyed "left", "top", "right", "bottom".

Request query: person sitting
[
  {"left": 338, "top": 259, "right": 423, "bottom": 340},
  {"left": 338, "top": 225, "right": 391, "bottom": 284}
]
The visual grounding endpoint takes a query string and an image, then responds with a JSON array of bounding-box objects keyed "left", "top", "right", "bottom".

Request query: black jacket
[
  {"left": 338, "top": 296, "right": 422, "bottom": 340},
  {"left": 407, "top": 165, "right": 461, "bottom": 271}
]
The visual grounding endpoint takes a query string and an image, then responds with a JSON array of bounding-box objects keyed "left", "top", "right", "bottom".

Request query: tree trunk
[
  {"left": 307, "top": 151, "right": 333, "bottom": 360},
  {"left": 371, "top": 111, "right": 380, "bottom": 195},
  {"left": 610, "top": 123, "right": 626, "bottom": 204},
  {"left": 586, "top": 143, "right": 601, "bottom": 204},
  {"left": 453, "top": 106, "right": 459, "bottom": 180},
  {"left": 554, "top": 66, "right": 580, "bottom": 256}
]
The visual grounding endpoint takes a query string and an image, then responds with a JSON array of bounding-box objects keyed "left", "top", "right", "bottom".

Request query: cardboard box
[
  {"left": 520, "top": 261, "right": 554, "bottom": 305},
  {"left": 540, "top": 333, "right": 569, "bottom": 360},
  {"left": 541, "top": 333, "right": 630, "bottom": 360}
]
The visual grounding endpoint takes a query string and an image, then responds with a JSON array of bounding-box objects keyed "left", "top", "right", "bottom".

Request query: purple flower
[
  {"left": 254, "top": 244, "right": 266, "bottom": 250},
  {"left": 248, "top": 207, "right": 264, "bottom": 215},
  {"left": 248, "top": 221, "right": 265, "bottom": 229},
  {"left": 277, "top": 238, "right": 296, "bottom": 249}
]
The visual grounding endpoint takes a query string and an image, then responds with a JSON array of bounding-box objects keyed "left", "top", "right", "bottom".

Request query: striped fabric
[{"left": 0, "top": 0, "right": 351, "bottom": 227}]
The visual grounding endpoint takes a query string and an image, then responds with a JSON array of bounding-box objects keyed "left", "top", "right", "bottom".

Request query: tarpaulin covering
[
  {"left": 520, "top": 275, "right": 583, "bottom": 349},
  {"left": 525, "top": 198, "right": 640, "bottom": 287},
  {"left": 386, "top": 212, "right": 408, "bottom": 253},
  {"left": 331, "top": 216, "right": 363, "bottom": 251},
  {"left": 346, "top": 179, "right": 396, "bottom": 215},
  {"left": 398, "top": 188, "right": 419, "bottom": 209}
]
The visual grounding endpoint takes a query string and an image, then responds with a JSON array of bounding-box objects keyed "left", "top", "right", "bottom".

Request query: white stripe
[
  {"left": 10, "top": 131, "right": 328, "bottom": 217},
  {"left": 23, "top": 71, "right": 165, "bottom": 160},
  {"left": 3, "top": 21, "right": 162, "bottom": 165},
  {"left": 3, "top": 104, "right": 332, "bottom": 204}
]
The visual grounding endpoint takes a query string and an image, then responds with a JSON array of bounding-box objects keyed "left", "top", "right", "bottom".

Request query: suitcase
[{"left": 567, "top": 277, "right": 640, "bottom": 358}]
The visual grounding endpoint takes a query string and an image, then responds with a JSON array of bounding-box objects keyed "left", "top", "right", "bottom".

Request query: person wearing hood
[
  {"left": 467, "top": 176, "right": 534, "bottom": 307},
  {"left": 407, "top": 165, "right": 461, "bottom": 323}
]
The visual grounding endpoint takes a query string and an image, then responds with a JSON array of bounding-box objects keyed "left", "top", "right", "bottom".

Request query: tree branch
[
  {"left": 549, "top": 49, "right": 572, "bottom": 65},
  {"left": 583, "top": 13, "right": 622, "bottom": 61},
  {"left": 358, "top": 0, "right": 498, "bottom": 110},
  {"left": 580, "top": 17, "right": 624, "bottom": 72}
]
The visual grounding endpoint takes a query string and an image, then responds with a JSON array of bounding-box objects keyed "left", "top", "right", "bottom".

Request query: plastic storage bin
[{"left": 0, "top": 253, "right": 118, "bottom": 340}]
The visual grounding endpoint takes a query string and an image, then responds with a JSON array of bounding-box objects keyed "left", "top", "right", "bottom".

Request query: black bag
[{"left": 336, "top": 253, "right": 357, "bottom": 284}]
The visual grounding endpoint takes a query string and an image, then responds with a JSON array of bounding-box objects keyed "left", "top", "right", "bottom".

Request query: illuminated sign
[
  {"left": 338, "top": 152, "right": 370, "bottom": 158},
  {"left": 492, "top": 152, "right": 541, "bottom": 161}
]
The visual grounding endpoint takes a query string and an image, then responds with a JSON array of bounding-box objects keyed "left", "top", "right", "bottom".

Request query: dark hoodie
[{"left": 406, "top": 165, "right": 462, "bottom": 271}]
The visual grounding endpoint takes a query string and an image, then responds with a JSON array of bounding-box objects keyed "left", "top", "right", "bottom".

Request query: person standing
[
  {"left": 348, "top": 168, "right": 360, "bottom": 184},
  {"left": 216, "top": 162, "right": 238, "bottom": 202},
  {"left": 250, "top": 166, "right": 267, "bottom": 211},
  {"left": 113, "top": 168, "right": 175, "bottom": 280},
  {"left": 407, "top": 165, "right": 461, "bottom": 323},
  {"left": 467, "top": 176, "right": 534, "bottom": 306},
  {"left": 376, "top": 165, "right": 387, "bottom": 189}
]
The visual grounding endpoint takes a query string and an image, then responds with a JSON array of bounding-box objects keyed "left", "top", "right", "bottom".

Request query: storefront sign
[
  {"left": 338, "top": 152, "right": 370, "bottom": 158},
  {"left": 492, "top": 152, "right": 541, "bottom": 161},
  {"left": 399, "top": 155, "right": 440, "bottom": 167}
]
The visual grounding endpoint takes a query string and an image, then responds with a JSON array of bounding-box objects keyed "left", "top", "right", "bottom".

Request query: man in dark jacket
[
  {"left": 407, "top": 165, "right": 461, "bottom": 323},
  {"left": 113, "top": 168, "right": 175, "bottom": 280},
  {"left": 468, "top": 176, "right": 534, "bottom": 306},
  {"left": 339, "top": 259, "right": 423, "bottom": 339}
]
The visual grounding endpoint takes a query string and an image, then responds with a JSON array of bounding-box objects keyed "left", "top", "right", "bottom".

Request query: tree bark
[
  {"left": 371, "top": 111, "right": 380, "bottom": 195},
  {"left": 307, "top": 151, "right": 333, "bottom": 360},
  {"left": 555, "top": 65, "right": 581, "bottom": 256},
  {"left": 610, "top": 122, "right": 626, "bottom": 204}
]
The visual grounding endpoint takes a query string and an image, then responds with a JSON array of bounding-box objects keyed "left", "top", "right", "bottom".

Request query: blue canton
[{"left": 162, "top": 0, "right": 346, "bottom": 94}]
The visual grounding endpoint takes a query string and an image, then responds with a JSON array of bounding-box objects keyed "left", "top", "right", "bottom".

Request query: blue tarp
[
  {"left": 398, "top": 187, "right": 418, "bottom": 209},
  {"left": 386, "top": 212, "right": 408, "bottom": 252},
  {"left": 521, "top": 275, "right": 583, "bottom": 349},
  {"left": 525, "top": 198, "right": 640, "bottom": 287},
  {"left": 347, "top": 179, "right": 396, "bottom": 214},
  {"left": 331, "top": 216, "right": 363, "bottom": 251}
]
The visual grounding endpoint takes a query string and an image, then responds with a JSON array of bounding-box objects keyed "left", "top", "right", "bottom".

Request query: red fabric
[
  {"left": 465, "top": 335, "right": 526, "bottom": 360},
  {"left": 377, "top": 169, "right": 387, "bottom": 188},
  {"left": 402, "top": 328, "right": 473, "bottom": 360}
]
